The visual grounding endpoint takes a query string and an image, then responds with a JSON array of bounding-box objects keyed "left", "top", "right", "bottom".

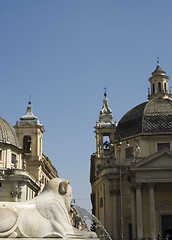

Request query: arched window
[
  {"left": 152, "top": 83, "right": 155, "bottom": 93},
  {"left": 103, "top": 135, "right": 110, "bottom": 149},
  {"left": 23, "top": 136, "right": 31, "bottom": 153},
  {"left": 158, "top": 82, "right": 161, "bottom": 92}
]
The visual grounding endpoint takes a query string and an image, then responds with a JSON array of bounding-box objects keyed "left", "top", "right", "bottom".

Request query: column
[
  {"left": 6, "top": 148, "right": 11, "bottom": 168},
  {"left": 36, "top": 133, "right": 39, "bottom": 156},
  {"left": 131, "top": 186, "right": 136, "bottom": 240},
  {"left": 136, "top": 183, "right": 143, "bottom": 240},
  {"left": 96, "top": 188, "right": 99, "bottom": 219},
  {"left": 110, "top": 187, "right": 120, "bottom": 240},
  {"left": 149, "top": 183, "right": 156, "bottom": 240}
]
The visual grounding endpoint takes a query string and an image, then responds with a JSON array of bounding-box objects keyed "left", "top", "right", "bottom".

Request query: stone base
[{"left": 0, "top": 238, "right": 99, "bottom": 240}]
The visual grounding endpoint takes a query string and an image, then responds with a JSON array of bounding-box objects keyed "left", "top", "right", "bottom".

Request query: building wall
[
  {"left": 0, "top": 181, "right": 12, "bottom": 201},
  {"left": 0, "top": 104, "right": 58, "bottom": 203},
  {"left": 90, "top": 98, "right": 172, "bottom": 240}
]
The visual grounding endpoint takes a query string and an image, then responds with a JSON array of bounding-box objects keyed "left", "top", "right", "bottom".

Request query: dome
[
  {"left": 0, "top": 117, "right": 19, "bottom": 147},
  {"left": 116, "top": 98, "right": 172, "bottom": 139}
]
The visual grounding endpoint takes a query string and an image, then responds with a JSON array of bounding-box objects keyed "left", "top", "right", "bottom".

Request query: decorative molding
[
  {"left": 125, "top": 214, "right": 131, "bottom": 221},
  {"left": 157, "top": 202, "right": 172, "bottom": 210},
  {"left": 109, "top": 186, "right": 120, "bottom": 195},
  {"left": 148, "top": 182, "right": 155, "bottom": 189},
  {"left": 130, "top": 186, "right": 136, "bottom": 193},
  {"left": 135, "top": 183, "right": 142, "bottom": 190},
  {"left": 11, "top": 184, "right": 22, "bottom": 199},
  {"left": 22, "top": 159, "right": 27, "bottom": 170}
]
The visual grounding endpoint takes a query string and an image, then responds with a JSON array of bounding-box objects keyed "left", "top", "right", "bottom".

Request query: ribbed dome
[
  {"left": 0, "top": 117, "right": 19, "bottom": 147},
  {"left": 116, "top": 98, "right": 172, "bottom": 139}
]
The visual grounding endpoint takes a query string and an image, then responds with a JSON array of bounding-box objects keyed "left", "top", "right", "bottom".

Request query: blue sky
[{"left": 0, "top": 0, "right": 172, "bottom": 211}]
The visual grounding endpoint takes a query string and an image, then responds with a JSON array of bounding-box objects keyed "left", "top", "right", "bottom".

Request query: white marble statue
[{"left": 0, "top": 178, "right": 97, "bottom": 238}]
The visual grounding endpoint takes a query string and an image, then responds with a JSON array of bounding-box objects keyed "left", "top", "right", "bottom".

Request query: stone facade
[
  {"left": 90, "top": 62, "right": 172, "bottom": 240},
  {"left": 0, "top": 102, "right": 58, "bottom": 202}
]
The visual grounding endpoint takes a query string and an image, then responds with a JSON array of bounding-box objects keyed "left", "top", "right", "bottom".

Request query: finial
[
  {"left": 157, "top": 57, "right": 160, "bottom": 65},
  {"left": 28, "top": 95, "right": 31, "bottom": 105},
  {"left": 104, "top": 87, "right": 107, "bottom": 97}
]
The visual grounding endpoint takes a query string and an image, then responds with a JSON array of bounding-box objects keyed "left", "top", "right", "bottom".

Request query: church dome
[
  {"left": 116, "top": 62, "right": 172, "bottom": 139},
  {"left": 116, "top": 98, "right": 172, "bottom": 138},
  {"left": 0, "top": 117, "right": 19, "bottom": 147}
]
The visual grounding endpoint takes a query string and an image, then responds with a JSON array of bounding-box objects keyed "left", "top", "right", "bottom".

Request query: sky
[{"left": 0, "top": 0, "right": 172, "bottom": 211}]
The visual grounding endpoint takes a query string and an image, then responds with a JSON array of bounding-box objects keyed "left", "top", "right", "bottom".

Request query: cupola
[{"left": 148, "top": 60, "right": 171, "bottom": 100}]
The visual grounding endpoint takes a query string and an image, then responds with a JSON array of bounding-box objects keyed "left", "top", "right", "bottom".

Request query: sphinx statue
[{"left": 0, "top": 178, "right": 97, "bottom": 238}]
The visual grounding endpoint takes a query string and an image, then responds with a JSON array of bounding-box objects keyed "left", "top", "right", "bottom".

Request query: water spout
[{"left": 73, "top": 205, "right": 112, "bottom": 240}]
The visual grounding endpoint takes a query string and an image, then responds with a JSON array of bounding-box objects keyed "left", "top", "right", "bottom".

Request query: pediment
[{"left": 131, "top": 149, "right": 172, "bottom": 170}]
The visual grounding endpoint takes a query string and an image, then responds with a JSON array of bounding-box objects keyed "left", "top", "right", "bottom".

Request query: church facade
[
  {"left": 90, "top": 62, "right": 172, "bottom": 240},
  {"left": 0, "top": 102, "right": 58, "bottom": 202}
]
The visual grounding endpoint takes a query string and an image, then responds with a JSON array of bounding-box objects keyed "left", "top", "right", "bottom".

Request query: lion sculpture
[{"left": 0, "top": 178, "right": 97, "bottom": 238}]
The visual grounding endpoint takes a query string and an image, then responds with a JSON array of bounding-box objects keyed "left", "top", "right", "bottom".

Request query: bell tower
[
  {"left": 95, "top": 91, "right": 116, "bottom": 158},
  {"left": 90, "top": 91, "right": 117, "bottom": 236},
  {"left": 90, "top": 91, "right": 116, "bottom": 185},
  {"left": 14, "top": 101, "right": 45, "bottom": 181}
]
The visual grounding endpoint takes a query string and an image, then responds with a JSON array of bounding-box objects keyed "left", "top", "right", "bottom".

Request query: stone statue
[{"left": 0, "top": 178, "right": 97, "bottom": 238}]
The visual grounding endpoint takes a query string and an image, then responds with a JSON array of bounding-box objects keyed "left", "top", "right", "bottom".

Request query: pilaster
[
  {"left": 131, "top": 186, "right": 136, "bottom": 240},
  {"left": 109, "top": 187, "right": 120, "bottom": 240},
  {"left": 136, "top": 183, "right": 143, "bottom": 240},
  {"left": 149, "top": 183, "right": 156, "bottom": 240}
]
